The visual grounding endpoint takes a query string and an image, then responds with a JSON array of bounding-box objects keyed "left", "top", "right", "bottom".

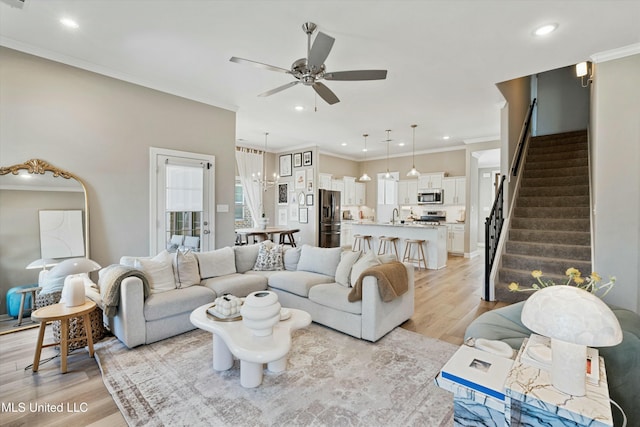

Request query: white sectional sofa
[{"left": 103, "top": 243, "right": 414, "bottom": 348}]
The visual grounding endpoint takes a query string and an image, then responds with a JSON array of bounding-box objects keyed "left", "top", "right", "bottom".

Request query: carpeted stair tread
[
  {"left": 502, "top": 253, "right": 592, "bottom": 272},
  {"left": 514, "top": 206, "right": 590, "bottom": 219},
  {"left": 517, "top": 195, "right": 590, "bottom": 207},
  {"left": 508, "top": 229, "right": 591, "bottom": 246},
  {"left": 523, "top": 157, "right": 588, "bottom": 170},
  {"left": 521, "top": 175, "right": 589, "bottom": 187},
  {"left": 526, "top": 150, "right": 589, "bottom": 163},
  {"left": 523, "top": 166, "right": 589, "bottom": 179},
  {"left": 529, "top": 130, "right": 588, "bottom": 144},
  {"left": 511, "top": 217, "right": 589, "bottom": 231},
  {"left": 505, "top": 241, "right": 591, "bottom": 260}
]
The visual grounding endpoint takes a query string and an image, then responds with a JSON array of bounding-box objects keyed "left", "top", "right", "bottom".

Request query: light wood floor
[{"left": 0, "top": 254, "right": 507, "bottom": 426}]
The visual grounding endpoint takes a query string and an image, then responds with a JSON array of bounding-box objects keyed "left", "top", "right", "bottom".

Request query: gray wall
[
  {"left": 591, "top": 54, "right": 640, "bottom": 312},
  {"left": 0, "top": 48, "right": 237, "bottom": 288},
  {"left": 535, "top": 66, "right": 590, "bottom": 136}
]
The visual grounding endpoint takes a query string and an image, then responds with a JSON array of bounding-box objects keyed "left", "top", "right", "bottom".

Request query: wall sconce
[{"left": 576, "top": 61, "right": 592, "bottom": 87}]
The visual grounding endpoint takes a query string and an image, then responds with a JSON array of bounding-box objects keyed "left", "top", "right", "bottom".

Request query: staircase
[{"left": 495, "top": 130, "right": 591, "bottom": 303}]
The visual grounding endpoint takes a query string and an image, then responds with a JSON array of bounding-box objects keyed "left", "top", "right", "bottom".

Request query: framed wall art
[
  {"left": 306, "top": 193, "right": 314, "bottom": 206},
  {"left": 278, "top": 183, "right": 288, "bottom": 205},
  {"left": 299, "top": 207, "right": 308, "bottom": 224},
  {"left": 293, "top": 152, "right": 302, "bottom": 168},
  {"left": 279, "top": 154, "right": 292, "bottom": 177},
  {"left": 295, "top": 170, "right": 306, "bottom": 189},
  {"left": 302, "top": 151, "right": 312, "bottom": 166}
]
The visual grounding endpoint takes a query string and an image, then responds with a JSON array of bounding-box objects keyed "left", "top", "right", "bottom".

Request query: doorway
[{"left": 149, "top": 148, "right": 215, "bottom": 254}]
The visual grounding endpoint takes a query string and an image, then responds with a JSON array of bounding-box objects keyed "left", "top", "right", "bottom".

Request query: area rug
[{"left": 95, "top": 324, "right": 457, "bottom": 427}]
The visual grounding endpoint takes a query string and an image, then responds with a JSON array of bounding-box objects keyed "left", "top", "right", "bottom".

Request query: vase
[
  {"left": 62, "top": 275, "right": 85, "bottom": 307},
  {"left": 258, "top": 217, "right": 269, "bottom": 230},
  {"left": 240, "top": 291, "right": 281, "bottom": 336}
]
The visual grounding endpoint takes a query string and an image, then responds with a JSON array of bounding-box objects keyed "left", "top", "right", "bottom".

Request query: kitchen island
[{"left": 351, "top": 222, "right": 448, "bottom": 269}]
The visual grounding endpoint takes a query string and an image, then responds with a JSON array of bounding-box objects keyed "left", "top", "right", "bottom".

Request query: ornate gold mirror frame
[{"left": 0, "top": 159, "right": 90, "bottom": 258}]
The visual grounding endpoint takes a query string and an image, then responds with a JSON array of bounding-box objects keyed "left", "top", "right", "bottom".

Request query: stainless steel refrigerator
[{"left": 319, "top": 189, "right": 341, "bottom": 247}]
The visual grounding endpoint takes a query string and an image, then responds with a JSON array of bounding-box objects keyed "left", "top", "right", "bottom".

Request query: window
[{"left": 235, "top": 178, "right": 254, "bottom": 227}]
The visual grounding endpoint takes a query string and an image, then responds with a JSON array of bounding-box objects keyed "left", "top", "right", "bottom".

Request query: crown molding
[{"left": 590, "top": 43, "right": 640, "bottom": 63}]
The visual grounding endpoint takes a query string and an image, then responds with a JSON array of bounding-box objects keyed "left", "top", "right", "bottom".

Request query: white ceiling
[{"left": 1, "top": 0, "right": 639, "bottom": 161}]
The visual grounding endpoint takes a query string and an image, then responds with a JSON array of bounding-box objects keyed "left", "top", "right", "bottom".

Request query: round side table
[{"left": 31, "top": 300, "right": 97, "bottom": 374}]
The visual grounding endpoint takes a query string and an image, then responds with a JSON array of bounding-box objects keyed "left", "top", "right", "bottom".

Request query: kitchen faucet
[{"left": 392, "top": 208, "right": 399, "bottom": 225}]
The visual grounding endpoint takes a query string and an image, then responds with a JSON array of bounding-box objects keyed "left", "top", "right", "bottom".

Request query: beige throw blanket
[
  {"left": 99, "top": 264, "right": 150, "bottom": 317},
  {"left": 348, "top": 261, "right": 408, "bottom": 303}
]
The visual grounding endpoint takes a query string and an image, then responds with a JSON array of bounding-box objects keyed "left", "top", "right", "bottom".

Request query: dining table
[{"left": 234, "top": 227, "right": 300, "bottom": 246}]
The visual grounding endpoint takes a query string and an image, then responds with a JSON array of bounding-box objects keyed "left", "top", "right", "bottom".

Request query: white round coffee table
[{"left": 190, "top": 303, "right": 311, "bottom": 388}]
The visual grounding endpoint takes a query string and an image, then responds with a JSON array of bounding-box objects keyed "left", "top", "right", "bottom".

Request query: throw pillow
[
  {"left": 253, "top": 241, "right": 284, "bottom": 271},
  {"left": 135, "top": 250, "right": 176, "bottom": 294},
  {"left": 296, "top": 245, "right": 342, "bottom": 277},
  {"left": 234, "top": 244, "right": 261, "bottom": 273},
  {"left": 283, "top": 246, "right": 302, "bottom": 271},
  {"left": 196, "top": 247, "right": 237, "bottom": 279},
  {"left": 173, "top": 250, "right": 200, "bottom": 288},
  {"left": 350, "top": 251, "right": 382, "bottom": 287},
  {"left": 335, "top": 250, "right": 362, "bottom": 287}
]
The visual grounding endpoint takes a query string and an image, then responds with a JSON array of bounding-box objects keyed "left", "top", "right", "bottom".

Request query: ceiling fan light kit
[{"left": 230, "top": 22, "right": 387, "bottom": 105}]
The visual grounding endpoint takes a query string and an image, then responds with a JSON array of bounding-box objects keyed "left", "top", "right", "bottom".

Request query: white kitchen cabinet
[
  {"left": 447, "top": 224, "right": 465, "bottom": 254},
  {"left": 340, "top": 221, "right": 353, "bottom": 248},
  {"left": 377, "top": 178, "right": 397, "bottom": 205},
  {"left": 331, "top": 179, "right": 344, "bottom": 193},
  {"left": 319, "top": 173, "right": 333, "bottom": 190},
  {"left": 355, "top": 182, "right": 366, "bottom": 205},
  {"left": 418, "top": 172, "right": 445, "bottom": 190},
  {"left": 443, "top": 177, "right": 466, "bottom": 205},
  {"left": 343, "top": 176, "right": 356, "bottom": 205},
  {"left": 397, "top": 180, "right": 418, "bottom": 205}
]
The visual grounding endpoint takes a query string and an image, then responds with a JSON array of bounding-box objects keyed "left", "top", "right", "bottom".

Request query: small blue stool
[{"left": 6, "top": 284, "right": 41, "bottom": 326}]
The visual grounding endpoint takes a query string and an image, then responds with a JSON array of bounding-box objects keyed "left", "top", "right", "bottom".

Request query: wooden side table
[{"left": 30, "top": 300, "right": 97, "bottom": 374}]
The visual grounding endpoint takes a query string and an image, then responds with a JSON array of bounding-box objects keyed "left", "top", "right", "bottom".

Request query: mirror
[{"left": 0, "top": 159, "right": 89, "bottom": 320}]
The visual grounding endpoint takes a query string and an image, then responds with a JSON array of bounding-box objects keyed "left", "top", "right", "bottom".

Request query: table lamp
[
  {"left": 26, "top": 258, "right": 59, "bottom": 285},
  {"left": 48, "top": 257, "right": 101, "bottom": 307},
  {"left": 521, "top": 285, "right": 622, "bottom": 396}
]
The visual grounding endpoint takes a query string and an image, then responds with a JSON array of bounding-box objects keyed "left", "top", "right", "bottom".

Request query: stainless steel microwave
[{"left": 417, "top": 189, "right": 444, "bottom": 204}]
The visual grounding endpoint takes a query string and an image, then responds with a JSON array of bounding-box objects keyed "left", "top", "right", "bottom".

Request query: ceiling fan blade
[
  {"left": 258, "top": 81, "right": 300, "bottom": 97},
  {"left": 312, "top": 82, "right": 340, "bottom": 105},
  {"left": 307, "top": 32, "right": 335, "bottom": 72},
  {"left": 230, "top": 57, "right": 291, "bottom": 74},
  {"left": 324, "top": 70, "right": 388, "bottom": 81}
]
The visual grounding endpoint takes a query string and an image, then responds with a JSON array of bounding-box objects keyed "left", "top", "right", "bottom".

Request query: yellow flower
[
  {"left": 590, "top": 272, "right": 602, "bottom": 282},
  {"left": 574, "top": 276, "right": 585, "bottom": 285},
  {"left": 531, "top": 270, "right": 543, "bottom": 278},
  {"left": 565, "top": 267, "right": 581, "bottom": 277},
  {"left": 508, "top": 282, "right": 520, "bottom": 291}
]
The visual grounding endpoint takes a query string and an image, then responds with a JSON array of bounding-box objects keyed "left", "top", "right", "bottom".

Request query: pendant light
[
  {"left": 359, "top": 133, "right": 371, "bottom": 182},
  {"left": 406, "top": 124, "right": 421, "bottom": 177},
  {"left": 252, "top": 132, "right": 279, "bottom": 191},
  {"left": 384, "top": 129, "right": 392, "bottom": 179}
]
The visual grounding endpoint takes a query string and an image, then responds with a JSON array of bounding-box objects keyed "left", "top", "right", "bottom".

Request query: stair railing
[
  {"left": 510, "top": 97, "right": 536, "bottom": 177},
  {"left": 484, "top": 97, "right": 537, "bottom": 300},
  {"left": 484, "top": 175, "right": 506, "bottom": 301}
]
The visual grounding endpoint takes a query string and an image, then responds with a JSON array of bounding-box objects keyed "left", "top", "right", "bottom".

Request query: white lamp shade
[
  {"left": 576, "top": 61, "right": 588, "bottom": 77},
  {"left": 26, "top": 258, "right": 58, "bottom": 270},
  {"left": 48, "top": 257, "right": 101, "bottom": 278},
  {"left": 521, "top": 285, "right": 622, "bottom": 347}
]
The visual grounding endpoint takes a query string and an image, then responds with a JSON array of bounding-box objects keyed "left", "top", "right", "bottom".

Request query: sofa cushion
[
  {"left": 283, "top": 246, "right": 302, "bottom": 271},
  {"left": 196, "top": 247, "right": 236, "bottom": 279},
  {"left": 144, "top": 286, "right": 214, "bottom": 321},
  {"left": 173, "top": 250, "right": 200, "bottom": 288},
  {"left": 308, "top": 283, "right": 362, "bottom": 315},
  {"left": 350, "top": 251, "right": 381, "bottom": 287},
  {"left": 201, "top": 272, "right": 267, "bottom": 298},
  {"left": 296, "top": 245, "right": 342, "bottom": 277},
  {"left": 253, "top": 241, "right": 284, "bottom": 271},
  {"left": 268, "top": 271, "right": 335, "bottom": 297},
  {"left": 234, "top": 244, "right": 260, "bottom": 273},
  {"left": 135, "top": 250, "right": 176, "bottom": 294},
  {"left": 335, "top": 250, "right": 362, "bottom": 287}
]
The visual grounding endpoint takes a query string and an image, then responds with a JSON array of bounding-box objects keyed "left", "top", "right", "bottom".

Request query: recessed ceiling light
[
  {"left": 294, "top": 105, "right": 304, "bottom": 111},
  {"left": 533, "top": 23, "right": 557, "bottom": 36},
  {"left": 443, "top": 135, "right": 450, "bottom": 140},
  {"left": 362, "top": 148, "right": 368, "bottom": 152},
  {"left": 398, "top": 142, "right": 405, "bottom": 147},
  {"left": 341, "top": 142, "right": 347, "bottom": 146},
  {"left": 60, "top": 17, "right": 79, "bottom": 29}
]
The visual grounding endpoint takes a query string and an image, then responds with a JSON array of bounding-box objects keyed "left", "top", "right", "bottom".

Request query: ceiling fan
[{"left": 230, "top": 22, "right": 387, "bottom": 105}]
